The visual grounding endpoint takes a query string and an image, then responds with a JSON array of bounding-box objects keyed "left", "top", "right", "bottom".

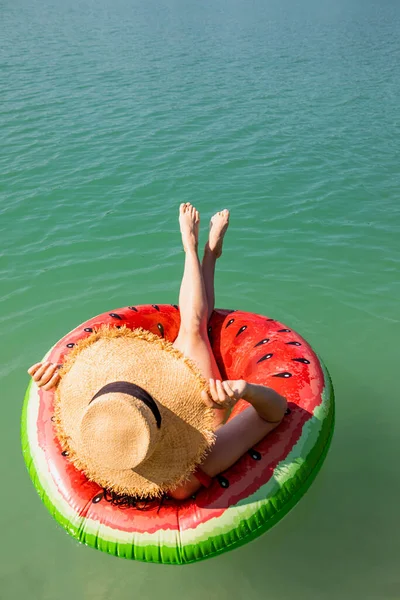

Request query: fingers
[
  {"left": 209, "top": 378, "right": 223, "bottom": 404},
  {"left": 215, "top": 379, "right": 227, "bottom": 403},
  {"left": 224, "top": 379, "right": 247, "bottom": 400},
  {"left": 208, "top": 378, "right": 217, "bottom": 402},
  {"left": 201, "top": 389, "right": 215, "bottom": 409},
  {"left": 31, "top": 362, "right": 51, "bottom": 383},
  {"left": 222, "top": 381, "right": 235, "bottom": 399},
  {"left": 28, "top": 361, "right": 60, "bottom": 389},
  {"left": 42, "top": 371, "right": 61, "bottom": 391},
  {"left": 208, "top": 379, "right": 233, "bottom": 407},
  {"left": 40, "top": 363, "right": 59, "bottom": 386},
  {"left": 27, "top": 363, "right": 42, "bottom": 377}
]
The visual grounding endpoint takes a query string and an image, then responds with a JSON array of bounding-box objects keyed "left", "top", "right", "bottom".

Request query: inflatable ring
[{"left": 22, "top": 304, "right": 334, "bottom": 564}]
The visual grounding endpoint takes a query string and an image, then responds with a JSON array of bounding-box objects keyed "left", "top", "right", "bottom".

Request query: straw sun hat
[{"left": 55, "top": 326, "right": 215, "bottom": 499}]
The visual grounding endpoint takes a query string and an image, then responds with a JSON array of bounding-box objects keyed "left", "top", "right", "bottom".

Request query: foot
[
  {"left": 207, "top": 209, "right": 230, "bottom": 258},
  {"left": 179, "top": 203, "right": 200, "bottom": 252}
]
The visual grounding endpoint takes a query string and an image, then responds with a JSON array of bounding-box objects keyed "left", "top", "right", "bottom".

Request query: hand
[
  {"left": 223, "top": 379, "right": 248, "bottom": 400},
  {"left": 28, "top": 362, "right": 61, "bottom": 391},
  {"left": 201, "top": 378, "right": 247, "bottom": 411}
]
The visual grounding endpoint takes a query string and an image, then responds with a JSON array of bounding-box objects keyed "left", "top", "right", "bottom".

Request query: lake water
[{"left": 1, "top": 0, "right": 399, "bottom": 598}]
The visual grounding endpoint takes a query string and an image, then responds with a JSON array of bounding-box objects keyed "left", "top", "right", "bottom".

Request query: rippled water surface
[{"left": 1, "top": 0, "right": 399, "bottom": 597}]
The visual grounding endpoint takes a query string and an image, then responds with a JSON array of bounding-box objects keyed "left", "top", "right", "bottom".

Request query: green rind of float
[
  {"left": 21, "top": 362, "right": 334, "bottom": 565},
  {"left": 21, "top": 383, "right": 82, "bottom": 540}
]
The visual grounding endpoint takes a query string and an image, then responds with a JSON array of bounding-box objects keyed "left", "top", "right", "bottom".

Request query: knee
[
  {"left": 179, "top": 315, "right": 208, "bottom": 338},
  {"left": 176, "top": 326, "right": 209, "bottom": 352}
]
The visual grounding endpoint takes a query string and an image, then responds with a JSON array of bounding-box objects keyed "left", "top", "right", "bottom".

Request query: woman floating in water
[{"left": 28, "top": 204, "right": 287, "bottom": 500}]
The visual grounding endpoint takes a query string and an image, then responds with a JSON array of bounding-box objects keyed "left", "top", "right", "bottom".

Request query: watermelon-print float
[{"left": 21, "top": 304, "right": 334, "bottom": 564}]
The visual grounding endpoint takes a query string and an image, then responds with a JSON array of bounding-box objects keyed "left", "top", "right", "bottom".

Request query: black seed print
[
  {"left": 92, "top": 493, "right": 103, "bottom": 504},
  {"left": 292, "top": 358, "right": 310, "bottom": 365},
  {"left": 254, "top": 338, "right": 270, "bottom": 347},
  {"left": 285, "top": 408, "right": 292, "bottom": 415},
  {"left": 171, "top": 304, "right": 179, "bottom": 310},
  {"left": 236, "top": 325, "right": 247, "bottom": 337},
  {"left": 109, "top": 313, "right": 123, "bottom": 320},
  {"left": 152, "top": 305, "right": 160, "bottom": 311},
  {"left": 273, "top": 372, "right": 292, "bottom": 378},
  {"left": 157, "top": 323, "right": 164, "bottom": 337},
  {"left": 84, "top": 327, "right": 93, "bottom": 333},
  {"left": 128, "top": 306, "right": 138, "bottom": 312},
  {"left": 217, "top": 475, "right": 230, "bottom": 488},
  {"left": 225, "top": 318, "right": 235, "bottom": 328},
  {"left": 116, "top": 326, "right": 121, "bottom": 329},
  {"left": 61, "top": 450, "right": 69, "bottom": 456},
  {"left": 66, "top": 343, "right": 75, "bottom": 348},
  {"left": 278, "top": 329, "right": 291, "bottom": 333},
  {"left": 50, "top": 416, "right": 55, "bottom": 422},
  {"left": 248, "top": 449, "right": 261, "bottom": 461},
  {"left": 286, "top": 341, "right": 301, "bottom": 346},
  {"left": 266, "top": 319, "right": 274, "bottom": 322},
  {"left": 257, "top": 353, "right": 273, "bottom": 364}
]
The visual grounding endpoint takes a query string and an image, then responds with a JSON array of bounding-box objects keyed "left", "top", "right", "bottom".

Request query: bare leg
[
  {"left": 173, "top": 203, "right": 225, "bottom": 427},
  {"left": 175, "top": 203, "right": 207, "bottom": 335},
  {"left": 202, "top": 210, "right": 230, "bottom": 321}
]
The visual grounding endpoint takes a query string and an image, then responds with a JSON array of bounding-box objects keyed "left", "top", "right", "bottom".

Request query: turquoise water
[{"left": 1, "top": 0, "right": 399, "bottom": 597}]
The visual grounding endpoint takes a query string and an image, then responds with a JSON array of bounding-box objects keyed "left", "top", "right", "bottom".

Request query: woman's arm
[
  {"left": 234, "top": 380, "right": 287, "bottom": 423},
  {"left": 169, "top": 379, "right": 287, "bottom": 500}
]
